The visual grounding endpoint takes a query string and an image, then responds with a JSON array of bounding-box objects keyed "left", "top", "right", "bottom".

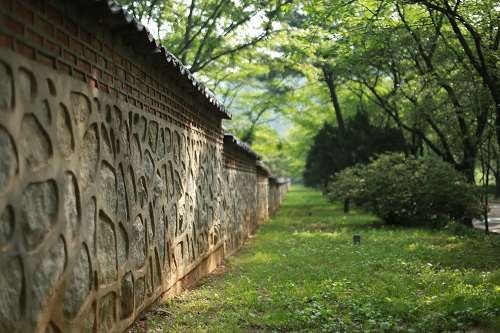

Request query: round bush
[{"left": 326, "top": 153, "right": 482, "bottom": 227}]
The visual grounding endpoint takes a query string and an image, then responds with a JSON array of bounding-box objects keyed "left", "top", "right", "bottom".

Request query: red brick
[
  {"left": 65, "top": 19, "right": 77, "bottom": 37},
  {"left": 113, "top": 52, "right": 122, "bottom": 65},
  {"left": 92, "top": 67, "right": 102, "bottom": 79},
  {"left": 97, "top": 55, "right": 106, "bottom": 68},
  {"left": 0, "top": 0, "right": 12, "bottom": 11},
  {"left": 38, "top": 52, "right": 55, "bottom": 68},
  {"left": 58, "top": 61, "right": 71, "bottom": 75},
  {"left": 73, "top": 69, "right": 85, "bottom": 82},
  {"left": 109, "top": 87, "right": 118, "bottom": 97},
  {"left": 77, "top": 58, "right": 91, "bottom": 72},
  {"left": 27, "top": 29, "right": 43, "bottom": 46},
  {"left": 35, "top": 16, "right": 54, "bottom": 37},
  {"left": 28, "top": 0, "right": 44, "bottom": 12},
  {"left": 91, "top": 37, "right": 101, "bottom": 51},
  {"left": 123, "top": 59, "right": 131, "bottom": 70},
  {"left": 17, "top": 42, "right": 35, "bottom": 59},
  {"left": 117, "top": 67, "right": 125, "bottom": 79},
  {"left": 108, "top": 62, "right": 116, "bottom": 74},
  {"left": 124, "top": 83, "right": 132, "bottom": 94},
  {"left": 98, "top": 82, "right": 108, "bottom": 93},
  {"left": 139, "top": 70, "right": 146, "bottom": 81},
  {"left": 103, "top": 45, "right": 112, "bottom": 58},
  {"left": 103, "top": 72, "right": 113, "bottom": 84},
  {"left": 88, "top": 76, "right": 98, "bottom": 88},
  {"left": 56, "top": 28, "right": 69, "bottom": 46},
  {"left": 3, "top": 16, "right": 23, "bottom": 35},
  {"left": 46, "top": 40, "right": 61, "bottom": 56},
  {"left": 47, "top": 5, "right": 62, "bottom": 25},
  {"left": 15, "top": 2, "right": 34, "bottom": 24},
  {"left": 125, "top": 72, "right": 135, "bottom": 84},
  {"left": 63, "top": 50, "right": 77, "bottom": 65},
  {"left": 0, "top": 31, "right": 14, "bottom": 49},
  {"left": 80, "top": 27, "right": 91, "bottom": 44},
  {"left": 70, "top": 38, "right": 84, "bottom": 54},
  {"left": 84, "top": 47, "right": 97, "bottom": 62}
]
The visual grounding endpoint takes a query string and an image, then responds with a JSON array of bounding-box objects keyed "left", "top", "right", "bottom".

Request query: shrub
[{"left": 326, "top": 153, "right": 482, "bottom": 227}]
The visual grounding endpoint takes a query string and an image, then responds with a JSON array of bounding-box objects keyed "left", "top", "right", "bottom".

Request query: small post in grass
[{"left": 353, "top": 234, "right": 361, "bottom": 245}]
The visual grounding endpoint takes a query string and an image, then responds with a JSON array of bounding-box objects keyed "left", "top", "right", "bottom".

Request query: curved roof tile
[{"left": 77, "top": 0, "right": 232, "bottom": 119}]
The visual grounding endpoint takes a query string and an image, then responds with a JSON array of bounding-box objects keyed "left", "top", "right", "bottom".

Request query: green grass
[{"left": 128, "top": 185, "right": 500, "bottom": 333}]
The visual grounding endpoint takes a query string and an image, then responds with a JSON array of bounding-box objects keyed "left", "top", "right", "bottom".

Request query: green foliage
[
  {"left": 327, "top": 153, "right": 482, "bottom": 226},
  {"left": 128, "top": 186, "right": 500, "bottom": 333},
  {"left": 303, "top": 112, "right": 406, "bottom": 189}
]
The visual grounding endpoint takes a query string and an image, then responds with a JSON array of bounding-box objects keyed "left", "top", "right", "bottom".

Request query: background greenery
[{"left": 128, "top": 186, "right": 500, "bottom": 333}]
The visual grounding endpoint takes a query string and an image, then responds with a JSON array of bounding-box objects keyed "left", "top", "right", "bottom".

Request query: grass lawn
[{"left": 128, "top": 185, "right": 500, "bottom": 333}]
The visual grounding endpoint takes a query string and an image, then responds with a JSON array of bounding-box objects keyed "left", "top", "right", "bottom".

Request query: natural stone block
[
  {"left": 131, "top": 215, "right": 146, "bottom": 270},
  {"left": 21, "top": 180, "right": 58, "bottom": 249},
  {"left": 100, "top": 162, "right": 117, "bottom": 215},
  {"left": 0, "top": 256, "right": 23, "bottom": 332},
  {"left": 97, "top": 213, "right": 117, "bottom": 285},
  {"left": 32, "top": 236, "right": 66, "bottom": 326},
  {"left": 0, "top": 126, "right": 18, "bottom": 193},
  {"left": 120, "top": 272, "right": 133, "bottom": 319},
  {"left": 64, "top": 172, "right": 79, "bottom": 244},
  {"left": 80, "top": 124, "right": 99, "bottom": 191},
  {"left": 21, "top": 114, "right": 52, "bottom": 170},
  {"left": 98, "top": 292, "right": 115, "bottom": 333},
  {"left": 62, "top": 245, "right": 91, "bottom": 320},
  {"left": 0, "top": 61, "right": 13, "bottom": 111},
  {"left": 57, "top": 104, "right": 75, "bottom": 159}
]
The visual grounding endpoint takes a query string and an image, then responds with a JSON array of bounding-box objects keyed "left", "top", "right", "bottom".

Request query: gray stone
[
  {"left": 0, "top": 256, "right": 23, "bottom": 332},
  {"left": 84, "top": 197, "right": 96, "bottom": 253},
  {"left": 32, "top": 236, "right": 66, "bottom": 326},
  {"left": 167, "top": 162, "right": 174, "bottom": 202},
  {"left": 80, "top": 124, "right": 99, "bottom": 191},
  {"left": 132, "top": 215, "right": 146, "bottom": 270},
  {"left": 137, "top": 176, "right": 148, "bottom": 209},
  {"left": 178, "top": 204, "right": 186, "bottom": 237},
  {"left": 71, "top": 92, "right": 90, "bottom": 126},
  {"left": 126, "top": 166, "right": 137, "bottom": 206},
  {"left": 173, "top": 131, "right": 180, "bottom": 164},
  {"left": 82, "top": 303, "right": 95, "bottom": 333},
  {"left": 156, "top": 209, "right": 165, "bottom": 263},
  {"left": 62, "top": 245, "right": 91, "bottom": 320},
  {"left": 0, "top": 205, "right": 14, "bottom": 246},
  {"left": 21, "top": 180, "right": 58, "bottom": 249},
  {"left": 153, "top": 172, "right": 163, "bottom": 208},
  {"left": 120, "top": 122, "right": 130, "bottom": 157},
  {"left": 165, "top": 128, "right": 171, "bottom": 153},
  {"left": 19, "top": 67, "right": 36, "bottom": 101},
  {"left": 117, "top": 164, "right": 128, "bottom": 220},
  {"left": 99, "top": 292, "right": 115, "bottom": 333},
  {"left": 97, "top": 213, "right": 117, "bottom": 285},
  {"left": 168, "top": 204, "right": 176, "bottom": 241},
  {"left": 112, "top": 106, "right": 122, "bottom": 131},
  {"left": 21, "top": 114, "right": 52, "bottom": 170},
  {"left": 135, "top": 277, "right": 144, "bottom": 310},
  {"left": 120, "top": 272, "right": 133, "bottom": 319},
  {"left": 101, "top": 124, "right": 113, "bottom": 159},
  {"left": 131, "top": 134, "right": 141, "bottom": 169},
  {"left": 117, "top": 222, "right": 128, "bottom": 264},
  {"left": 144, "top": 150, "right": 154, "bottom": 184},
  {"left": 153, "top": 252, "right": 161, "bottom": 288},
  {"left": 147, "top": 212, "right": 154, "bottom": 245},
  {"left": 64, "top": 172, "right": 79, "bottom": 244},
  {"left": 0, "top": 126, "right": 17, "bottom": 193},
  {"left": 148, "top": 121, "right": 158, "bottom": 153},
  {"left": 0, "top": 61, "right": 13, "bottom": 111},
  {"left": 146, "top": 259, "right": 153, "bottom": 297},
  {"left": 174, "top": 170, "right": 183, "bottom": 200},
  {"left": 138, "top": 117, "right": 147, "bottom": 141},
  {"left": 157, "top": 129, "right": 165, "bottom": 160},
  {"left": 100, "top": 162, "right": 117, "bottom": 215},
  {"left": 57, "top": 104, "right": 74, "bottom": 159}
]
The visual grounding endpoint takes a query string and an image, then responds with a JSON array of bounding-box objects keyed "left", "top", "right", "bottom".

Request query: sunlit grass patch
[{"left": 128, "top": 185, "right": 500, "bottom": 333}]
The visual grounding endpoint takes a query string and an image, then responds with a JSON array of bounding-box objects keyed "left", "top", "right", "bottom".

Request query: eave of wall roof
[
  {"left": 223, "top": 134, "right": 262, "bottom": 161},
  {"left": 76, "top": 0, "right": 233, "bottom": 120}
]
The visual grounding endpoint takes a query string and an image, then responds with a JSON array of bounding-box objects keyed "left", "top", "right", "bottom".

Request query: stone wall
[{"left": 0, "top": 1, "right": 289, "bottom": 332}]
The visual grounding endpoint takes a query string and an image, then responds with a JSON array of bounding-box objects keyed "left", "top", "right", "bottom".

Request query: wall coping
[{"left": 76, "top": 0, "right": 233, "bottom": 120}]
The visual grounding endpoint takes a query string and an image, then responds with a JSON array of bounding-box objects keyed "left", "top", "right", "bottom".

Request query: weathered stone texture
[
  {"left": 0, "top": 16, "right": 288, "bottom": 333},
  {"left": 0, "top": 127, "right": 18, "bottom": 192}
]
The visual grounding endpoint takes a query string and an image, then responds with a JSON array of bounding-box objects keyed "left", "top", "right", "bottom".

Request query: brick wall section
[{"left": 0, "top": 0, "right": 224, "bottom": 143}]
